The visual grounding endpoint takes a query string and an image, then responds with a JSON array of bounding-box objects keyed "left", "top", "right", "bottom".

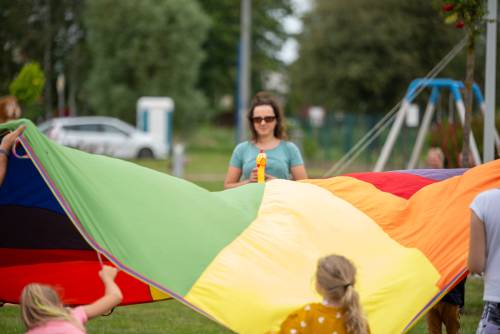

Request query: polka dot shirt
[{"left": 279, "top": 303, "right": 348, "bottom": 334}]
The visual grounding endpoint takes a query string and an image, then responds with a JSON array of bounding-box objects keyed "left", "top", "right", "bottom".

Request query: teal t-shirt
[{"left": 229, "top": 140, "right": 304, "bottom": 180}]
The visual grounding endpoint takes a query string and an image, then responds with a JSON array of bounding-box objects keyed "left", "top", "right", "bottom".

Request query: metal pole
[
  {"left": 479, "top": 102, "right": 500, "bottom": 150},
  {"left": 172, "top": 143, "right": 185, "bottom": 178},
  {"left": 56, "top": 73, "right": 65, "bottom": 117},
  {"left": 374, "top": 101, "right": 409, "bottom": 172},
  {"left": 408, "top": 98, "right": 437, "bottom": 169},
  {"left": 237, "top": 0, "right": 251, "bottom": 143},
  {"left": 484, "top": 0, "right": 497, "bottom": 162}
]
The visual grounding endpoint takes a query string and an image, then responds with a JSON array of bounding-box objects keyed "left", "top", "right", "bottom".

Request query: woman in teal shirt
[{"left": 224, "top": 92, "right": 308, "bottom": 189}]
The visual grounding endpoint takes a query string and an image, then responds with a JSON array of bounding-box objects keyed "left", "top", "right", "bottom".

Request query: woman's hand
[
  {"left": 250, "top": 168, "right": 275, "bottom": 182},
  {"left": 251, "top": 168, "right": 276, "bottom": 182},
  {"left": 265, "top": 174, "right": 276, "bottom": 181},
  {"left": 249, "top": 167, "right": 259, "bottom": 183}
]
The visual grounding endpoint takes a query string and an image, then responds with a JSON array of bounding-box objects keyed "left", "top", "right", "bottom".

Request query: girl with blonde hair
[
  {"left": 20, "top": 265, "right": 122, "bottom": 334},
  {"left": 279, "top": 254, "right": 370, "bottom": 334}
]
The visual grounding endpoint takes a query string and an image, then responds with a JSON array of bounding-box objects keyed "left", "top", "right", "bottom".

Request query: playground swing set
[{"left": 374, "top": 78, "right": 500, "bottom": 171}]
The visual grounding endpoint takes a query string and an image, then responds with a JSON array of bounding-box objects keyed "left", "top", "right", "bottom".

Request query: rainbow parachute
[{"left": 1, "top": 120, "right": 499, "bottom": 333}]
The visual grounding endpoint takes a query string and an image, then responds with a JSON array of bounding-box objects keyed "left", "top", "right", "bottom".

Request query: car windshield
[{"left": 112, "top": 119, "right": 136, "bottom": 133}]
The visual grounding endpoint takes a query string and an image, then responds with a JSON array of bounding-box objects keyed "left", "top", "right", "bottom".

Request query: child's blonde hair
[
  {"left": 316, "top": 255, "right": 369, "bottom": 334},
  {"left": 20, "top": 283, "right": 83, "bottom": 331}
]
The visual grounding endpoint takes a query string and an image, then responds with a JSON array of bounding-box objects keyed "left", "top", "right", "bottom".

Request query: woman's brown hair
[
  {"left": 247, "top": 92, "right": 287, "bottom": 141},
  {"left": 316, "top": 255, "right": 370, "bottom": 334}
]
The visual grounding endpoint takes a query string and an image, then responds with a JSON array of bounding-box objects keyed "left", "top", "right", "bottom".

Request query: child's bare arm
[
  {"left": 83, "top": 265, "right": 123, "bottom": 319},
  {"left": 468, "top": 212, "right": 486, "bottom": 274}
]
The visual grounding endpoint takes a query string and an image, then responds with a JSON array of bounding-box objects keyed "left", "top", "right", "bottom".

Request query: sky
[{"left": 277, "top": 0, "right": 312, "bottom": 64}]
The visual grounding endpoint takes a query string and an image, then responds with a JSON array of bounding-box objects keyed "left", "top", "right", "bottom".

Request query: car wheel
[{"left": 137, "top": 148, "right": 154, "bottom": 159}]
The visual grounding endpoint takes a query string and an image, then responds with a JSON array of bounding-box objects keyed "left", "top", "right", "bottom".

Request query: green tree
[
  {"left": 290, "top": 0, "right": 465, "bottom": 115},
  {"left": 0, "top": 0, "right": 87, "bottom": 119},
  {"left": 197, "top": 0, "right": 293, "bottom": 119},
  {"left": 9, "top": 62, "right": 45, "bottom": 105},
  {"left": 440, "top": 0, "right": 487, "bottom": 167},
  {"left": 0, "top": 1, "right": 33, "bottom": 94},
  {"left": 9, "top": 62, "right": 45, "bottom": 120},
  {"left": 84, "top": 0, "right": 209, "bottom": 128}
]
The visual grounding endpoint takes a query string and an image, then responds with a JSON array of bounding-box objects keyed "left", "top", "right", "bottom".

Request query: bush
[{"left": 9, "top": 62, "right": 45, "bottom": 105}]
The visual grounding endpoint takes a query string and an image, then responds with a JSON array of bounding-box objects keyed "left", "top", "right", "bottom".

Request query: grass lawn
[
  {"left": 407, "top": 276, "right": 483, "bottom": 333},
  {"left": 0, "top": 126, "right": 484, "bottom": 333},
  {"left": 0, "top": 300, "right": 231, "bottom": 334},
  {"left": 0, "top": 278, "right": 485, "bottom": 333}
]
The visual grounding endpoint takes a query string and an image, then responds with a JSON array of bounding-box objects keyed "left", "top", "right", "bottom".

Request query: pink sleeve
[{"left": 71, "top": 306, "right": 88, "bottom": 325}]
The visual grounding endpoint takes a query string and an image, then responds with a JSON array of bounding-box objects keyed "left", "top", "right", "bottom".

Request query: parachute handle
[
  {"left": 96, "top": 251, "right": 104, "bottom": 268},
  {"left": 12, "top": 136, "right": 28, "bottom": 159}
]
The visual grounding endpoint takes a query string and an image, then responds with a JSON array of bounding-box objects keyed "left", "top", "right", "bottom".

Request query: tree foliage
[
  {"left": 0, "top": 0, "right": 86, "bottom": 115},
  {"left": 198, "top": 0, "right": 293, "bottom": 117},
  {"left": 84, "top": 0, "right": 209, "bottom": 128},
  {"left": 440, "top": 0, "right": 488, "bottom": 167},
  {"left": 0, "top": 0, "right": 293, "bottom": 127},
  {"left": 9, "top": 62, "right": 45, "bottom": 105},
  {"left": 0, "top": 0, "right": 86, "bottom": 118},
  {"left": 0, "top": 1, "right": 34, "bottom": 94},
  {"left": 441, "top": 0, "right": 487, "bottom": 34},
  {"left": 290, "top": 0, "right": 465, "bottom": 114}
]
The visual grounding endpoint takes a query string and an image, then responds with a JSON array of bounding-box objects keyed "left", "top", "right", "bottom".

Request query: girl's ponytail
[
  {"left": 316, "top": 255, "right": 370, "bottom": 334},
  {"left": 342, "top": 285, "right": 369, "bottom": 334}
]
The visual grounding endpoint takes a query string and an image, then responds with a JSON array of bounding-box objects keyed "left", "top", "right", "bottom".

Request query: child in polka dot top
[{"left": 279, "top": 255, "right": 370, "bottom": 334}]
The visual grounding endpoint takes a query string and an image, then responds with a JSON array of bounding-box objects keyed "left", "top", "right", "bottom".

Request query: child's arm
[
  {"left": 468, "top": 211, "right": 486, "bottom": 274},
  {"left": 83, "top": 265, "right": 123, "bottom": 319}
]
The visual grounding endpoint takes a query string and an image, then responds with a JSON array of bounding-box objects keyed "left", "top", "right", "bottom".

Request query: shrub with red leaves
[{"left": 442, "top": 3, "right": 454, "bottom": 12}]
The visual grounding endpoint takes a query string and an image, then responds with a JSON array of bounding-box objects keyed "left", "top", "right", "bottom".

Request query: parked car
[{"left": 38, "top": 116, "right": 167, "bottom": 159}]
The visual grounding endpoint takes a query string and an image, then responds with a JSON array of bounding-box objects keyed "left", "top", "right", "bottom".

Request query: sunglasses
[{"left": 252, "top": 116, "right": 276, "bottom": 124}]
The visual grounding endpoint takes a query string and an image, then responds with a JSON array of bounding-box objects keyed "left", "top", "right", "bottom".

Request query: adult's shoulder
[
  {"left": 283, "top": 140, "right": 301, "bottom": 151},
  {"left": 282, "top": 140, "right": 304, "bottom": 164},
  {"left": 473, "top": 188, "right": 500, "bottom": 204},
  {"left": 233, "top": 141, "right": 251, "bottom": 152},
  {"left": 471, "top": 188, "right": 500, "bottom": 219}
]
